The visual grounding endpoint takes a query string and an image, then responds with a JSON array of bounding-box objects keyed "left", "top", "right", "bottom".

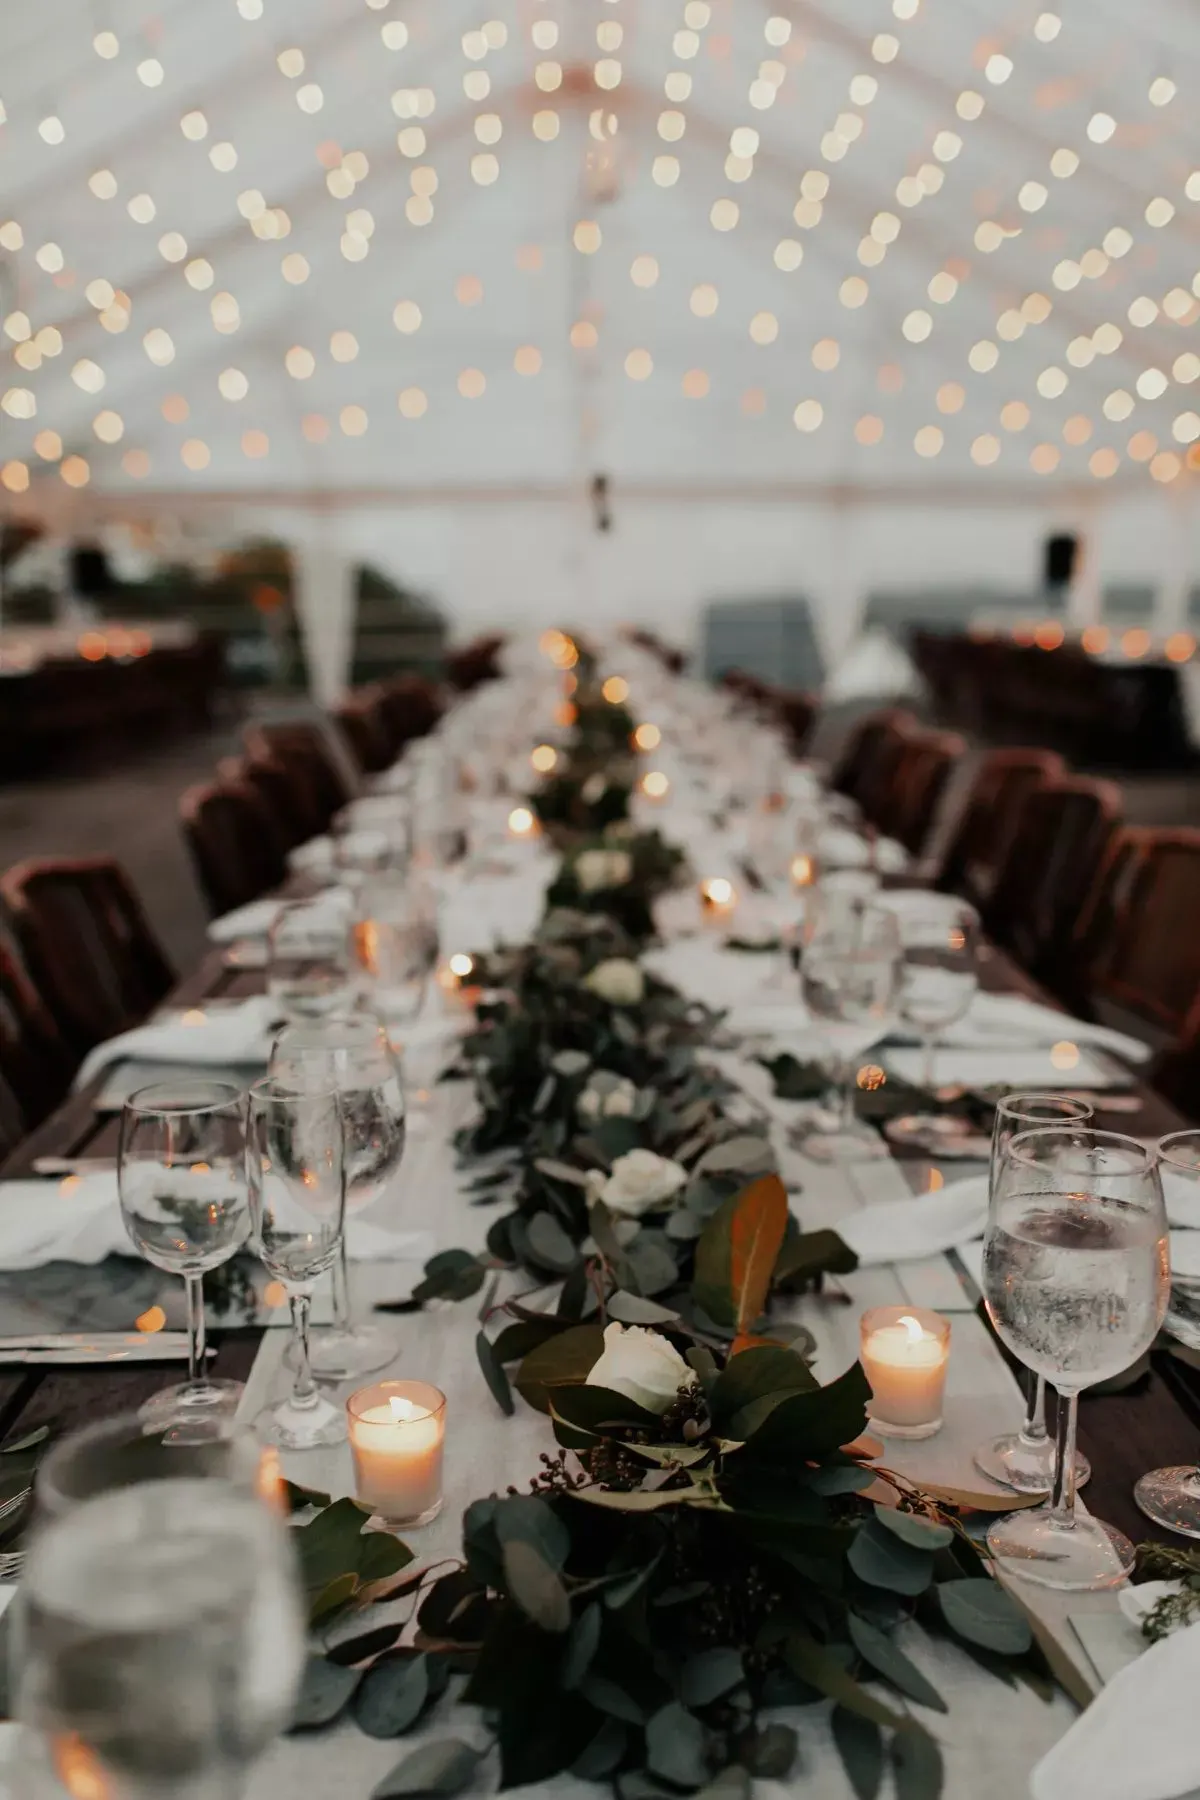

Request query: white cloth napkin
[
  {"left": 1169, "top": 1231, "right": 1200, "bottom": 1282},
  {"left": 943, "top": 992, "right": 1150, "bottom": 1066},
  {"left": 1031, "top": 1618, "right": 1200, "bottom": 1800},
  {"left": 1163, "top": 1171, "right": 1200, "bottom": 1231},
  {"left": 644, "top": 940, "right": 778, "bottom": 1014},
  {"left": 437, "top": 866, "right": 550, "bottom": 957},
  {"left": 207, "top": 898, "right": 286, "bottom": 944},
  {"left": 288, "top": 835, "right": 334, "bottom": 875},
  {"left": 0, "top": 1171, "right": 433, "bottom": 1272},
  {"left": 74, "top": 995, "right": 279, "bottom": 1091},
  {"left": 884, "top": 1044, "right": 1126, "bottom": 1092},
  {"left": 838, "top": 1174, "right": 989, "bottom": 1266}
]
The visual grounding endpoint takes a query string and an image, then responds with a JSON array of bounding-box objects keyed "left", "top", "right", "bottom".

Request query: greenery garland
[{"left": 284, "top": 655, "right": 1058, "bottom": 1800}]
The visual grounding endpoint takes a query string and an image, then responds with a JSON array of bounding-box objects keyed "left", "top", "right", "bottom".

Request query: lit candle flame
[
  {"left": 389, "top": 1395, "right": 427, "bottom": 1423},
  {"left": 899, "top": 1314, "right": 926, "bottom": 1344}
]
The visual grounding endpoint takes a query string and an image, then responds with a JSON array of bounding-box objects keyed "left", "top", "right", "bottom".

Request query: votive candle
[
  {"left": 347, "top": 1380, "right": 446, "bottom": 1527},
  {"left": 860, "top": 1306, "right": 950, "bottom": 1440}
]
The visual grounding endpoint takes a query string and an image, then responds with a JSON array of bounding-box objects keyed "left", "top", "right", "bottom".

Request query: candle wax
[
  {"left": 349, "top": 1399, "right": 444, "bottom": 1522},
  {"left": 862, "top": 1318, "right": 948, "bottom": 1430}
]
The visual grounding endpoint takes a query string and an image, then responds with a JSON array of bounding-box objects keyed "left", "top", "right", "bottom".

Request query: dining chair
[
  {"left": 180, "top": 779, "right": 289, "bottom": 919},
  {"left": 985, "top": 776, "right": 1123, "bottom": 980},
  {"left": 334, "top": 690, "right": 393, "bottom": 776},
  {"left": 1087, "top": 828, "right": 1200, "bottom": 1038},
  {"left": 1, "top": 857, "right": 175, "bottom": 1058},
  {"left": 244, "top": 720, "right": 355, "bottom": 827},
  {"left": 0, "top": 936, "right": 77, "bottom": 1126},
  {"left": 829, "top": 708, "right": 914, "bottom": 811},
  {"left": 882, "top": 728, "right": 966, "bottom": 856},
  {"left": 933, "top": 747, "right": 1066, "bottom": 910},
  {"left": 375, "top": 675, "right": 443, "bottom": 758}
]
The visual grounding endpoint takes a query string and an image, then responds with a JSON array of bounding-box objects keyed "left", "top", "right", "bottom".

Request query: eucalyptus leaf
[
  {"left": 371, "top": 1739, "right": 481, "bottom": 1799},
  {"left": 646, "top": 1701, "right": 709, "bottom": 1790},
  {"left": 579, "top": 1674, "right": 647, "bottom": 1724},
  {"left": 891, "top": 1724, "right": 945, "bottom": 1800},
  {"left": 326, "top": 1622, "right": 405, "bottom": 1667},
  {"left": 552, "top": 1049, "right": 591, "bottom": 1077},
  {"left": 832, "top": 1706, "right": 884, "bottom": 1800},
  {"left": 562, "top": 1601, "right": 602, "bottom": 1690},
  {"left": 607, "top": 1291, "right": 680, "bottom": 1325},
  {"left": 680, "top": 1647, "right": 744, "bottom": 1707},
  {"left": 847, "top": 1518, "right": 936, "bottom": 1598},
  {"left": 697, "top": 1769, "right": 752, "bottom": 1800},
  {"left": 698, "top": 1134, "right": 775, "bottom": 1174},
  {"left": 874, "top": 1507, "right": 954, "bottom": 1552},
  {"left": 572, "top": 1718, "right": 627, "bottom": 1780},
  {"left": 742, "top": 1723, "right": 797, "bottom": 1778},
  {"left": 847, "top": 1614, "right": 947, "bottom": 1712},
  {"left": 494, "top": 1494, "right": 571, "bottom": 1570},
  {"left": 289, "top": 1655, "right": 362, "bottom": 1731},
  {"left": 534, "top": 1157, "right": 592, "bottom": 1187},
  {"left": 526, "top": 1210, "right": 582, "bottom": 1274},
  {"left": 784, "top": 1634, "right": 903, "bottom": 1729},
  {"left": 503, "top": 1539, "right": 571, "bottom": 1633},
  {"left": 475, "top": 1330, "right": 515, "bottom": 1416},
  {"left": 354, "top": 1654, "right": 430, "bottom": 1738},
  {"left": 937, "top": 1580, "right": 1033, "bottom": 1656},
  {"left": 0, "top": 1427, "right": 49, "bottom": 1455}
]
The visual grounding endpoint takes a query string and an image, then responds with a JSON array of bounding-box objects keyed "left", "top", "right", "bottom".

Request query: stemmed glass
[
  {"left": 1135, "top": 1128, "right": 1200, "bottom": 1535},
  {"left": 269, "top": 1016, "right": 405, "bottom": 1380},
  {"left": 983, "top": 1126, "right": 1169, "bottom": 1589},
  {"left": 117, "top": 1080, "right": 250, "bottom": 1439},
  {"left": 798, "top": 899, "right": 901, "bottom": 1163},
  {"left": 884, "top": 896, "right": 980, "bottom": 1152},
  {"left": 266, "top": 893, "right": 357, "bottom": 1023},
  {"left": 246, "top": 1078, "right": 347, "bottom": 1449},
  {"left": 974, "top": 1094, "right": 1094, "bottom": 1494}
]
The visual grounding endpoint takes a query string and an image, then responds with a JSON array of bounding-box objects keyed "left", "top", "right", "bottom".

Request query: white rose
[
  {"left": 574, "top": 850, "right": 614, "bottom": 893},
  {"left": 577, "top": 1075, "right": 638, "bottom": 1121},
  {"left": 586, "top": 1321, "right": 696, "bottom": 1414},
  {"left": 582, "top": 773, "right": 609, "bottom": 804},
  {"left": 585, "top": 958, "right": 644, "bottom": 1006},
  {"left": 593, "top": 1147, "right": 687, "bottom": 1217}
]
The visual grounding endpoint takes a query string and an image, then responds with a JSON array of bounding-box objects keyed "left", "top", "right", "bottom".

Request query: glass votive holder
[
  {"left": 346, "top": 1379, "right": 446, "bottom": 1528},
  {"left": 859, "top": 1306, "right": 951, "bottom": 1441}
]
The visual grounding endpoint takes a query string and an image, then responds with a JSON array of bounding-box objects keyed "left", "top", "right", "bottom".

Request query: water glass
[
  {"left": 882, "top": 896, "right": 979, "bottom": 1152},
  {"left": 354, "top": 875, "right": 433, "bottom": 1022},
  {"left": 266, "top": 893, "right": 356, "bottom": 1022},
  {"left": 1135, "top": 1129, "right": 1200, "bottom": 1535},
  {"left": 118, "top": 1081, "right": 250, "bottom": 1439},
  {"left": 16, "top": 1478, "right": 304, "bottom": 1800},
  {"left": 982, "top": 1126, "right": 1169, "bottom": 1589},
  {"left": 973, "top": 1093, "right": 1094, "bottom": 1495},
  {"left": 269, "top": 1015, "right": 406, "bottom": 1380},
  {"left": 246, "top": 1079, "right": 347, "bottom": 1449},
  {"left": 797, "top": 899, "right": 900, "bottom": 1163},
  {"left": 36, "top": 1413, "right": 274, "bottom": 1523}
]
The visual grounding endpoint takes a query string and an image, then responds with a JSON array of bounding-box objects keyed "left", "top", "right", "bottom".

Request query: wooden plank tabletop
[{"left": 1, "top": 930, "right": 1196, "bottom": 1555}]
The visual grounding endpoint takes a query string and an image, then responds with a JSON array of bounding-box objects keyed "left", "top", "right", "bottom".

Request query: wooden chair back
[
  {"left": 986, "top": 776, "right": 1123, "bottom": 975},
  {"left": 1090, "top": 829, "right": 1200, "bottom": 1035},
  {"left": 830, "top": 708, "right": 912, "bottom": 809},
  {"left": 180, "top": 780, "right": 288, "bottom": 919},
  {"left": 1, "top": 857, "right": 175, "bottom": 1057},
  {"left": 0, "top": 935, "right": 76, "bottom": 1126},
  {"left": 884, "top": 729, "right": 966, "bottom": 855},
  {"left": 244, "top": 721, "right": 353, "bottom": 829},
  {"left": 934, "top": 747, "right": 1066, "bottom": 907},
  {"left": 335, "top": 690, "right": 393, "bottom": 775}
]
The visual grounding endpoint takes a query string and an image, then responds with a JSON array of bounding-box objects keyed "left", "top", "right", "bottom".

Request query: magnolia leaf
[
  {"left": 371, "top": 1739, "right": 481, "bottom": 1799},
  {"left": 847, "top": 1614, "right": 947, "bottom": 1713},
  {"left": 289, "top": 1655, "right": 362, "bottom": 1731},
  {"left": 698, "top": 1134, "right": 775, "bottom": 1175},
  {"left": 295, "top": 1495, "right": 373, "bottom": 1592},
  {"left": 0, "top": 1426, "right": 49, "bottom": 1455},
  {"left": 532, "top": 1074, "right": 557, "bottom": 1116},
  {"left": 646, "top": 1701, "right": 708, "bottom": 1790},
  {"left": 733, "top": 1361, "right": 871, "bottom": 1466},
  {"left": 576, "top": 1484, "right": 710, "bottom": 1512},
  {"left": 490, "top": 1317, "right": 568, "bottom": 1362},
  {"left": 772, "top": 1227, "right": 858, "bottom": 1290},
  {"left": 514, "top": 1322, "right": 606, "bottom": 1413},
  {"left": 354, "top": 1654, "right": 430, "bottom": 1738},
  {"left": 503, "top": 1539, "right": 571, "bottom": 1633},
  {"left": 892, "top": 1724, "right": 945, "bottom": 1800},
  {"left": 607, "top": 1290, "right": 680, "bottom": 1325},
  {"left": 742, "top": 1724, "right": 797, "bottom": 1778},
  {"left": 562, "top": 1601, "right": 602, "bottom": 1690},
  {"left": 693, "top": 1172, "right": 789, "bottom": 1336},
  {"left": 526, "top": 1210, "right": 582, "bottom": 1274},
  {"left": 283, "top": 1478, "right": 332, "bottom": 1514},
  {"left": 937, "top": 1580, "right": 1033, "bottom": 1656},
  {"left": 309, "top": 1572, "right": 360, "bottom": 1624},
  {"left": 848, "top": 1519, "right": 936, "bottom": 1598},
  {"left": 475, "top": 1330, "right": 515, "bottom": 1417},
  {"left": 707, "top": 1344, "right": 818, "bottom": 1436},
  {"left": 832, "top": 1706, "right": 884, "bottom": 1800},
  {"left": 917, "top": 1481, "right": 1044, "bottom": 1515},
  {"left": 549, "top": 1383, "right": 661, "bottom": 1435},
  {"left": 874, "top": 1507, "right": 954, "bottom": 1552},
  {"left": 680, "top": 1647, "right": 744, "bottom": 1707},
  {"left": 355, "top": 1531, "right": 415, "bottom": 1585}
]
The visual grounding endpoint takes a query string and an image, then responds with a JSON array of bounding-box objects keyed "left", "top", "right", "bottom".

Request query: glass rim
[
  {"left": 271, "top": 1014, "right": 384, "bottom": 1049},
  {"left": 995, "top": 1091, "right": 1095, "bottom": 1124},
  {"left": 1005, "top": 1122, "right": 1157, "bottom": 1175},
  {"left": 36, "top": 1410, "right": 262, "bottom": 1509},
  {"left": 1157, "top": 1128, "right": 1200, "bottom": 1172},
  {"left": 247, "top": 1074, "right": 343, "bottom": 1106},
  {"left": 124, "top": 1079, "right": 244, "bottom": 1118}
]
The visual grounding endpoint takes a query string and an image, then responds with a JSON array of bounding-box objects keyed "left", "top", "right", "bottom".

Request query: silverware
[
  {"left": 0, "top": 1332, "right": 205, "bottom": 1365},
  {"left": 0, "top": 1553, "right": 26, "bottom": 1581}
]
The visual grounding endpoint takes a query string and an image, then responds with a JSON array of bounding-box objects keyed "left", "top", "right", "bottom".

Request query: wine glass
[
  {"left": 117, "top": 1081, "right": 250, "bottom": 1440},
  {"left": 982, "top": 1126, "right": 1169, "bottom": 1589},
  {"left": 883, "top": 895, "right": 980, "bottom": 1152},
  {"left": 973, "top": 1093, "right": 1094, "bottom": 1494},
  {"left": 269, "top": 1015, "right": 405, "bottom": 1380},
  {"left": 266, "top": 892, "right": 356, "bottom": 1023},
  {"left": 1135, "top": 1128, "right": 1200, "bottom": 1535},
  {"left": 36, "top": 1412, "right": 272, "bottom": 1521},
  {"left": 354, "top": 874, "right": 432, "bottom": 1023},
  {"left": 16, "top": 1478, "right": 304, "bottom": 1799},
  {"left": 797, "top": 899, "right": 901, "bottom": 1163},
  {"left": 246, "top": 1078, "right": 347, "bottom": 1449}
]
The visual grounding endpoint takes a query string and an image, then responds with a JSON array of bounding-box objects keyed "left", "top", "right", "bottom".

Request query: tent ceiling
[{"left": 1, "top": 0, "right": 1199, "bottom": 501}]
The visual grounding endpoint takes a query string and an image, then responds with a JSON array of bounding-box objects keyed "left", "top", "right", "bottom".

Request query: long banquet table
[{"left": 3, "top": 673, "right": 1200, "bottom": 1798}]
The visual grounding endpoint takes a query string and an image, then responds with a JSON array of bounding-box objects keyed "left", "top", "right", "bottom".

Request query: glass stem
[
  {"left": 332, "top": 1235, "right": 352, "bottom": 1331},
  {"left": 289, "top": 1292, "right": 319, "bottom": 1412},
  {"left": 1049, "top": 1388, "right": 1080, "bottom": 1529},
  {"left": 184, "top": 1273, "right": 206, "bottom": 1385},
  {"left": 1019, "top": 1373, "right": 1049, "bottom": 1448},
  {"left": 839, "top": 1061, "right": 857, "bottom": 1135},
  {"left": 921, "top": 1031, "right": 936, "bottom": 1094}
]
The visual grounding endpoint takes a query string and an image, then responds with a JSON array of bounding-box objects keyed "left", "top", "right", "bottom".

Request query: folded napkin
[
  {"left": 816, "top": 830, "right": 908, "bottom": 875},
  {"left": 74, "top": 995, "right": 279, "bottom": 1092},
  {"left": 208, "top": 898, "right": 285, "bottom": 945},
  {"left": 437, "top": 868, "right": 550, "bottom": 957},
  {"left": 944, "top": 992, "right": 1150, "bottom": 1066},
  {"left": 644, "top": 940, "right": 779, "bottom": 1014},
  {"left": 1163, "top": 1171, "right": 1200, "bottom": 1232},
  {"left": 1169, "top": 1231, "right": 1200, "bottom": 1282},
  {"left": 0, "top": 1171, "right": 433, "bottom": 1272},
  {"left": 288, "top": 835, "right": 334, "bottom": 875},
  {"left": 1031, "top": 1618, "right": 1200, "bottom": 1800},
  {"left": 838, "top": 1174, "right": 989, "bottom": 1266},
  {"left": 884, "top": 1044, "right": 1126, "bottom": 1093}
]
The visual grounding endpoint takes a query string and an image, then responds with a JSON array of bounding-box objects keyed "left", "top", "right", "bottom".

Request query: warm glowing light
[
  {"left": 625, "top": 349, "right": 653, "bottom": 381},
  {"left": 1089, "top": 448, "right": 1119, "bottom": 480},
  {"left": 711, "top": 199, "right": 739, "bottom": 232},
  {"left": 1034, "top": 622, "right": 1065, "bottom": 651},
  {"left": 902, "top": 310, "right": 932, "bottom": 344},
  {"left": 340, "top": 405, "right": 368, "bottom": 437},
  {"left": 936, "top": 383, "right": 965, "bottom": 415},
  {"left": 633, "top": 723, "right": 661, "bottom": 751},
  {"left": 1030, "top": 444, "right": 1060, "bottom": 474},
  {"left": 840, "top": 277, "right": 869, "bottom": 309},
  {"left": 92, "top": 410, "right": 124, "bottom": 444},
  {"left": 793, "top": 400, "right": 823, "bottom": 433},
  {"left": 749, "top": 312, "right": 778, "bottom": 345},
  {"left": 1121, "top": 630, "right": 1151, "bottom": 659},
  {"left": 855, "top": 415, "right": 884, "bottom": 446},
  {"left": 1087, "top": 111, "right": 1116, "bottom": 143},
  {"left": 1081, "top": 626, "right": 1110, "bottom": 655},
  {"left": 61, "top": 456, "right": 90, "bottom": 489},
  {"left": 642, "top": 771, "right": 670, "bottom": 799},
  {"left": 508, "top": 807, "right": 535, "bottom": 837},
  {"left": 1165, "top": 633, "right": 1197, "bottom": 663},
  {"left": 1001, "top": 402, "right": 1030, "bottom": 432},
  {"left": 530, "top": 745, "right": 558, "bottom": 774},
  {"left": 602, "top": 676, "right": 630, "bottom": 705},
  {"left": 914, "top": 426, "right": 944, "bottom": 458},
  {"left": 701, "top": 876, "right": 735, "bottom": 907},
  {"left": 971, "top": 434, "right": 1001, "bottom": 466},
  {"left": 968, "top": 341, "right": 999, "bottom": 373}
]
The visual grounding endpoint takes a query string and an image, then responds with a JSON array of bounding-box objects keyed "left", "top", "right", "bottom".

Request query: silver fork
[{"left": 0, "top": 1552, "right": 25, "bottom": 1581}]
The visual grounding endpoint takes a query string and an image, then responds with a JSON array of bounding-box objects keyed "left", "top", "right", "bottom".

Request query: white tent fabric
[{"left": 1, "top": 0, "right": 1199, "bottom": 636}]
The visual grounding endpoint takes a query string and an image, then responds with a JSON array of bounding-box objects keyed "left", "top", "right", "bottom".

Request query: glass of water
[
  {"left": 118, "top": 1081, "right": 250, "bottom": 1440},
  {"left": 16, "top": 1477, "right": 304, "bottom": 1800},
  {"left": 797, "top": 899, "right": 900, "bottom": 1163},
  {"left": 883, "top": 895, "right": 980, "bottom": 1153},
  {"left": 266, "top": 893, "right": 356, "bottom": 1023},
  {"left": 983, "top": 1126, "right": 1169, "bottom": 1589},
  {"left": 246, "top": 1078, "right": 347, "bottom": 1449},
  {"left": 974, "top": 1093, "right": 1094, "bottom": 1495},
  {"left": 269, "top": 1015, "right": 405, "bottom": 1380},
  {"left": 36, "top": 1413, "right": 274, "bottom": 1523},
  {"left": 354, "top": 875, "right": 432, "bottom": 1023},
  {"left": 1135, "top": 1129, "right": 1200, "bottom": 1536}
]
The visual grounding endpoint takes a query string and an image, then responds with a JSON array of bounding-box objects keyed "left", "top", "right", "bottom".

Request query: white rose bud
[
  {"left": 585, "top": 958, "right": 645, "bottom": 1007},
  {"left": 586, "top": 1321, "right": 696, "bottom": 1414},
  {"left": 577, "top": 1086, "right": 602, "bottom": 1121},
  {"left": 577, "top": 1074, "right": 639, "bottom": 1122},
  {"left": 596, "top": 1147, "right": 687, "bottom": 1217},
  {"left": 576, "top": 849, "right": 614, "bottom": 893}
]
